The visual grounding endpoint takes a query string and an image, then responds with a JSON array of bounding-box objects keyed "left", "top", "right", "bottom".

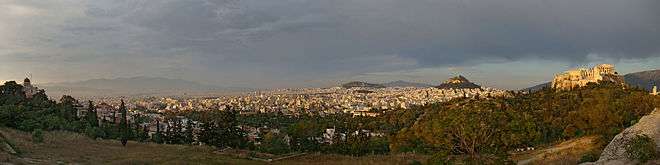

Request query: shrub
[
  {"left": 18, "top": 119, "right": 41, "bottom": 132},
  {"left": 430, "top": 154, "right": 513, "bottom": 165},
  {"left": 32, "top": 129, "right": 44, "bottom": 143},
  {"left": 427, "top": 152, "right": 450, "bottom": 164},
  {"left": 248, "top": 151, "right": 257, "bottom": 158},
  {"left": 41, "top": 115, "right": 66, "bottom": 130},
  {"left": 0, "top": 106, "right": 14, "bottom": 126},
  {"left": 85, "top": 126, "right": 104, "bottom": 139},
  {"left": 626, "top": 134, "right": 657, "bottom": 163},
  {"left": 408, "top": 160, "right": 422, "bottom": 165},
  {"left": 578, "top": 151, "right": 600, "bottom": 163}
]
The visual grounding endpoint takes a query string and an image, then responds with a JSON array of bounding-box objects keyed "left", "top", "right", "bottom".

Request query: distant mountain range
[
  {"left": 341, "top": 81, "right": 386, "bottom": 89},
  {"left": 525, "top": 69, "right": 660, "bottom": 92},
  {"left": 525, "top": 82, "right": 551, "bottom": 92},
  {"left": 40, "top": 77, "right": 252, "bottom": 97},
  {"left": 38, "top": 69, "right": 658, "bottom": 98},
  {"left": 341, "top": 80, "right": 432, "bottom": 89},
  {"left": 435, "top": 75, "right": 481, "bottom": 89},
  {"left": 381, "top": 80, "right": 432, "bottom": 88},
  {"left": 624, "top": 69, "right": 660, "bottom": 91}
]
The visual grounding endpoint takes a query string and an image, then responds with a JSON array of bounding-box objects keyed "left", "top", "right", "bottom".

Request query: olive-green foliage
[
  {"left": 85, "top": 126, "right": 104, "bottom": 139},
  {"left": 162, "top": 112, "right": 187, "bottom": 144},
  {"left": 86, "top": 101, "right": 99, "bottom": 127},
  {"left": 392, "top": 82, "right": 659, "bottom": 158},
  {"left": 0, "top": 82, "right": 85, "bottom": 133},
  {"left": 428, "top": 153, "right": 513, "bottom": 165},
  {"left": 578, "top": 151, "right": 600, "bottom": 163},
  {"left": 198, "top": 109, "right": 247, "bottom": 149},
  {"left": 183, "top": 119, "right": 195, "bottom": 144},
  {"left": 0, "top": 81, "right": 141, "bottom": 143},
  {"left": 0, "top": 81, "right": 25, "bottom": 105},
  {"left": 286, "top": 118, "right": 323, "bottom": 151},
  {"left": 408, "top": 160, "right": 422, "bottom": 165},
  {"left": 32, "top": 129, "right": 44, "bottom": 143},
  {"left": 626, "top": 134, "right": 657, "bottom": 163},
  {"left": 119, "top": 100, "right": 128, "bottom": 146},
  {"left": 258, "top": 131, "right": 291, "bottom": 154},
  {"left": 237, "top": 112, "right": 395, "bottom": 156}
]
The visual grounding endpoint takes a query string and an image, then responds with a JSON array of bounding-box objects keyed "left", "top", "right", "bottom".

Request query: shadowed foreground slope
[
  {"left": 0, "top": 127, "right": 258, "bottom": 164},
  {"left": 0, "top": 127, "right": 425, "bottom": 165}
]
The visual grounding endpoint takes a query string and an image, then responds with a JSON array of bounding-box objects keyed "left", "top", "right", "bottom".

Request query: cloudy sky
[{"left": 1, "top": 0, "right": 658, "bottom": 89}]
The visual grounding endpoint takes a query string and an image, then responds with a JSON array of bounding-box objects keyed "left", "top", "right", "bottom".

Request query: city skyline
[{"left": 1, "top": 0, "right": 659, "bottom": 89}]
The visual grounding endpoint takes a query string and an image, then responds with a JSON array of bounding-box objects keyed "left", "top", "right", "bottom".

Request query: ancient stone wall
[{"left": 552, "top": 64, "right": 618, "bottom": 90}]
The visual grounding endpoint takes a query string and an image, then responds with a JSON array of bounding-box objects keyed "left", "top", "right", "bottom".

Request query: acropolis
[{"left": 551, "top": 64, "right": 622, "bottom": 90}]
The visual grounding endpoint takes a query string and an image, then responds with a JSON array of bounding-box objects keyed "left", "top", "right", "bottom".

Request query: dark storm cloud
[
  {"left": 2, "top": 0, "right": 659, "bottom": 87},
  {"left": 106, "top": 0, "right": 657, "bottom": 69},
  {"left": 399, "top": 0, "right": 660, "bottom": 66}
]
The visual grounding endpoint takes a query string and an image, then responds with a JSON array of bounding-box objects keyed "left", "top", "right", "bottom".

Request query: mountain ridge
[
  {"left": 624, "top": 69, "right": 660, "bottom": 91},
  {"left": 381, "top": 80, "right": 432, "bottom": 88},
  {"left": 40, "top": 76, "right": 252, "bottom": 97},
  {"left": 341, "top": 81, "right": 386, "bottom": 89}
]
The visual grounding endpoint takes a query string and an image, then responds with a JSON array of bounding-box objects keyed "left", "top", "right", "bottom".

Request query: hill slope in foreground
[{"left": 0, "top": 128, "right": 424, "bottom": 164}]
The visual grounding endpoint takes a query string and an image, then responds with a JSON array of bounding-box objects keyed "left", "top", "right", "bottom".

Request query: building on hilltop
[
  {"left": 435, "top": 75, "right": 481, "bottom": 89},
  {"left": 551, "top": 64, "right": 623, "bottom": 90},
  {"left": 652, "top": 86, "right": 657, "bottom": 96},
  {"left": 22, "top": 77, "right": 39, "bottom": 99}
]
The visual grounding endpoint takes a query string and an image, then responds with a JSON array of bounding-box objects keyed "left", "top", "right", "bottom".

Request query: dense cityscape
[
  {"left": 52, "top": 77, "right": 509, "bottom": 139},
  {"left": 3, "top": 63, "right": 660, "bottom": 164},
  {"left": 2, "top": 0, "right": 659, "bottom": 164}
]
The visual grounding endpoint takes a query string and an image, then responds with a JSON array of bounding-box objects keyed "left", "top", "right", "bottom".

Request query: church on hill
[{"left": 22, "top": 77, "right": 39, "bottom": 99}]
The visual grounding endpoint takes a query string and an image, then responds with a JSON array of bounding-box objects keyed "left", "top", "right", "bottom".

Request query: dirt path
[{"left": 514, "top": 136, "right": 598, "bottom": 165}]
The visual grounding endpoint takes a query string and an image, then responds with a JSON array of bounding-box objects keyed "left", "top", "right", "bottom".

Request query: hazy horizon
[{"left": 2, "top": 0, "right": 659, "bottom": 89}]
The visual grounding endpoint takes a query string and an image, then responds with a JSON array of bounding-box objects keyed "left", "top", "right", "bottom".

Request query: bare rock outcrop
[{"left": 583, "top": 108, "right": 660, "bottom": 165}]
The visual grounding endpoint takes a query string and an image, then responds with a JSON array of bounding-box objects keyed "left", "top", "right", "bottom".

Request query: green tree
[
  {"left": 86, "top": 101, "right": 99, "bottom": 127},
  {"left": 59, "top": 95, "right": 78, "bottom": 121},
  {"left": 119, "top": 99, "right": 128, "bottom": 146},
  {"left": 259, "top": 131, "right": 290, "bottom": 154},
  {"left": 0, "top": 81, "right": 25, "bottom": 105},
  {"left": 184, "top": 119, "right": 195, "bottom": 144},
  {"left": 198, "top": 108, "right": 246, "bottom": 149},
  {"left": 286, "top": 119, "right": 322, "bottom": 151},
  {"left": 29, "top": 90, "right": 51, "bottom": 107},
  {"left": 164, "top": 114, "right": 185, "bottom": 144},
  {"left": 153, "top": 119, "right": 164, "bottom": 144}
]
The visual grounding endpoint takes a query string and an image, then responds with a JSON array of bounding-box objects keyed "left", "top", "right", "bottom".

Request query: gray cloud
[{"left": 1, "top": 0, "right": 659, "bottom": 88}]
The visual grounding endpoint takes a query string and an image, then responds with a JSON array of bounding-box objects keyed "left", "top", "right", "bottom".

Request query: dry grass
[
  {"left": 511, "top": 136, "right": 600, "bottom": 165},
  {"left": 0, "top": 128, "right": 259, "bottom": 164},
  {"left": 0, "top": 127, "right": 427, "bottom": 165},
  {"left": 274, "top": 153, "right": 428, "bottom": 165}
]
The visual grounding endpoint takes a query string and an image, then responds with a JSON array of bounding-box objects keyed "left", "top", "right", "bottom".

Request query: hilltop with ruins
[{"left": 551, "top": 64, "right": 625, "bottom": 90}]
